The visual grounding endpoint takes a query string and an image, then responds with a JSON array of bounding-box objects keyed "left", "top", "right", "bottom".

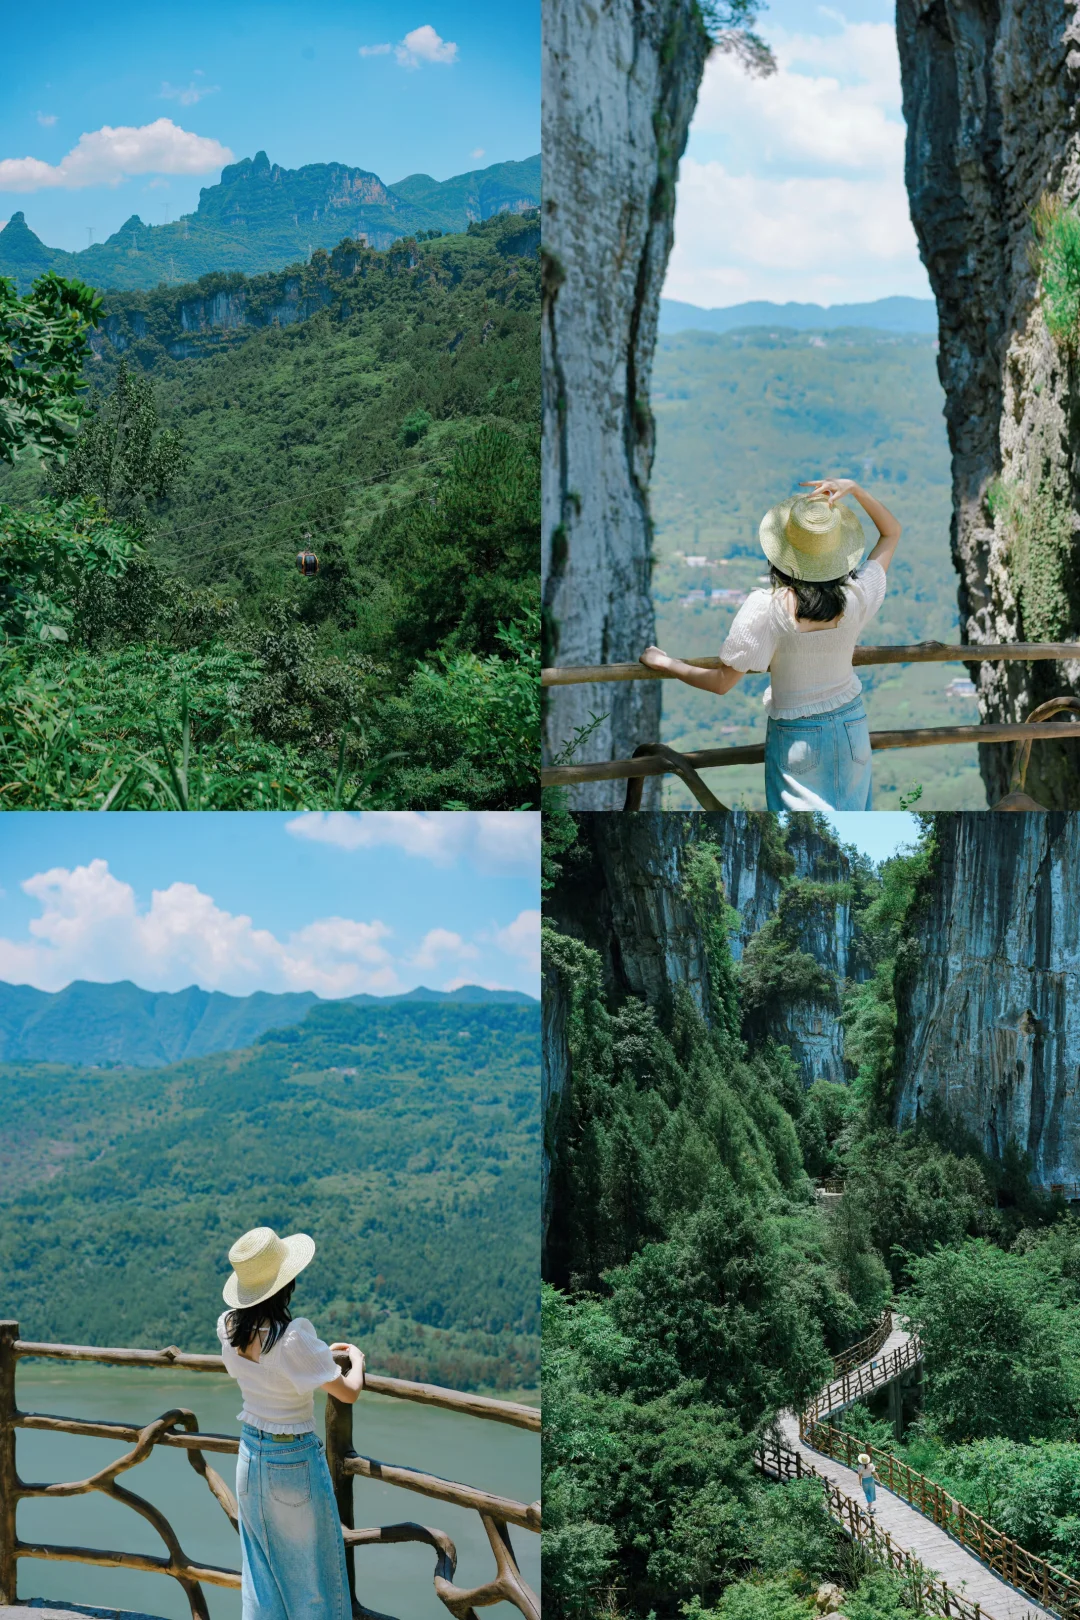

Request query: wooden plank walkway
[{"left": 784, "top": 1327, "right": 1054, "bottom": 1620}]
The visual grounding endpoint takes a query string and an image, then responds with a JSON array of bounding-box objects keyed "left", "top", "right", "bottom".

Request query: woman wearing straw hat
[
  {"left": 217, "top": 1225, "right": 366, "bottom": 1620},
  {"left": 640, "top": 479, "right": 902, "bottom": 810},
  {"left": 856, "top": 1452, "right": 879, "bottom": 1515}
]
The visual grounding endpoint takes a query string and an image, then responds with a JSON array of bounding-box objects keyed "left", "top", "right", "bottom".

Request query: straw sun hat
[
  {"left": 759, "top": 494, "right": 866, "bottom": 583},
  {"left": 223, "top": 1226, "right": 316, "bottom": 1309}
]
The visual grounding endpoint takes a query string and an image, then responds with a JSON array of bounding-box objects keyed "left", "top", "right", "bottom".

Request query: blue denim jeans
[
  {"left": 237, "top": 1424, "right": 351, "bottom": 1620},
  {"left": 764, "top": 694, "right": 873, "bottom": 811}
]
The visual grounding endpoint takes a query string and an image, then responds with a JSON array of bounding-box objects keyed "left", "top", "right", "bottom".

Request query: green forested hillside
[
  {"left": 0, "top": 214, "right": 539, "bottom": 808},
  {"left": 649, "top": 329, "right": 985, "bottom": 809},
  {"left": 0, "top": 1002, "right": 539, "bottom": 1391},
  {"left": 543, "top": 814, "right": 1071, "bottom": 1620},
  {"left": 0, "top": 151, "right": 542, "bottom": 292}
]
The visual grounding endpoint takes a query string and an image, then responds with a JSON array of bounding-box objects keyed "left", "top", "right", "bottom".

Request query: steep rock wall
[
  {"left": 897, "top": 1, "right": 1080, "bottom": 805},
  {"left": 541, "top": 0, "right": 710, "bottom": 806},
  {"left": 541, "top": 813, "right": 861, "bottom": 1239},
  {"left": 894, "top": 814, "right": 1080, "bottom": 1183}
]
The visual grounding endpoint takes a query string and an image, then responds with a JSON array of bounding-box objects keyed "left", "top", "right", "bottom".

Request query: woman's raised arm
[{"left": 801, "top": 479, "right": 902, "bottom": 573}]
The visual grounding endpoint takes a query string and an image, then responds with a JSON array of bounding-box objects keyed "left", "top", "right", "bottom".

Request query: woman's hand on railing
[{"left": 324, "top": 1343, "right": 365, "bottom": 1404}]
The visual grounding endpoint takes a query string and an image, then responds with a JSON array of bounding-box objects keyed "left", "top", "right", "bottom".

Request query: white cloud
[
  {"left": 0, "top": 119, "right": 234, "bottom": 193},
  {"left": 666, "top": 160, "right": 927, "bottom": 306},
  {"left": 411, "top": 927, "right": 480, "bottom": 971},
  {"left": 492, "top": 910, "right": 541, "bottom": 977},
  {"left": 668, "top": 14, "right": 931, "bottom": 306},
  {"left": 286, "top": 812, "right": 540, "bottom": 873},
  {"left": 396, "top": 25, "right": 458, "bottom": 68},
  {"left": 160, "top": 80, "right": 221, "bottom": 107},
  {"left": 471, "top": 147, "right": 485, "bottom": 160},
  {"left": 358, "top": 43, "right": 392, "bottom": 57},
  {"left": 36, "top": 112, "right": 57, "bottom": 128},
  {"left": 0, "top": 859, "right": 400, "bottom": 997}
]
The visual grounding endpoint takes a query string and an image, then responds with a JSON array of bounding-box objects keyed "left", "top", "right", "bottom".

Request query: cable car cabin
[{"left": 296, "top": 550, "right": 319, "bottom": 576}]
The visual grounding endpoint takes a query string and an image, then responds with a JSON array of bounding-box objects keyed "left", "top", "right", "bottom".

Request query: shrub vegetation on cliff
[{"left": 0, "top": 214, "right": 539, "bottom": 808}]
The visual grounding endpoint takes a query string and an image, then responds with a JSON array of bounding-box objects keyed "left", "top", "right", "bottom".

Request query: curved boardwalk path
[{"left": 779, "top": 1322, "right": 1052, "bottom": 1620}]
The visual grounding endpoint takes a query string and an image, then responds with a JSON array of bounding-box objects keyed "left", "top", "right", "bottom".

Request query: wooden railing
[
  {"left": 805, "top": 1331, "right": 923, "bottom": 1422},
  {"left": 541, "top": 640, "right": 1080, "bottom": 688},
  {"left": 756, "top": 1436, "right": 993, "bottom": 1620},
  {"left": 831, "top": 1310, "right": 893, "bottom": 1379},
  {"left": 799, "top": 1416, "right": 1080, "bottom": 1620},
  {"left": 540, "top": 643, "right": 1080, "bottom": 804},
  {"left": 0, "top": 1321, "right": 540, "bottom": 1620}
]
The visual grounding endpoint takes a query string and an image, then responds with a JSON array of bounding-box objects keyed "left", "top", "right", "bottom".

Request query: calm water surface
[{"left": 14, "top": 1364, "right": 539, "bottom": 1620}]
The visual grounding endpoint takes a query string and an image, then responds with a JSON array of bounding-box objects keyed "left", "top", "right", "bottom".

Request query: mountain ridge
[
  {"left": 0, "top": 978, "right": 537, "bottom": 1067},
  {"left": 659, "top": 294, "right": 938, "bottom": 335},
  {"left": 0, "top": 150, "right": 541, "bottom": 293}
]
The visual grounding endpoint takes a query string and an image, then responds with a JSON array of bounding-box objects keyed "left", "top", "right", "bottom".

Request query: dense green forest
[
  {"left": 0, "top": 151, "right": 543, "bottom": 291},
  {"left": 542, "top": 814, "right": 1078, "bottom": 1620},
  {"left": 0, "top": 211, "right": 539, "bottom": 808},
  {"left": 0, "top": 1001, "right": 539, "bottom": 1392},
  {"left": 649, "top": 329, "right": 984, "bottom": 810}
]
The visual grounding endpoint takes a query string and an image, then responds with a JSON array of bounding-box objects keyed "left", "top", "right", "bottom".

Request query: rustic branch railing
[
  {"left": 755, "top": 1437, "right": 993, "bottom": 1620},
  {"left": 541, "top": 722, "right": 1080, "bottom": 794},
  {"left": 805, "top": 1331, "right": 923, "bottom": 1422},
  {"left": 798, "top": 1417, "right": 1080, "bottom": 1620},
  {"left": 0, "top": 1321, "right": 540, "bottom": 1620},
  {"left": 830, "top": 1310, "right": 893, "bottom": 1379},
  {"left": 541, "top": 641, "right": 1080, "bottom": 688}
]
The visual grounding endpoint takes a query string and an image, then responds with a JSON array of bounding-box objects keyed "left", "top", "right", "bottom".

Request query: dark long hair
[
  {"left": 770, "top": 564, "right": 858, "bottom": 624},
  {"left": 226, "top": 1279, "right": 296, "bottom": 1355}
]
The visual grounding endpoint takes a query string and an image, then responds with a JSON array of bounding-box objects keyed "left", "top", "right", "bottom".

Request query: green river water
[{"left": 12, "top": 1364, "right": 540, "bottom": 1620}]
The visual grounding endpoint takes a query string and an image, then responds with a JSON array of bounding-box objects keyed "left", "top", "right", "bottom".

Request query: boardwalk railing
[
  {"left": 805, "top": 1331, "right": 924, "bottom": 1422},
  {"left": 541, "top": 643, "right": 1080, "bottom": 805},
  {"left": 799, "top": 1416, "right": 1080, "bottom": 1620},
  {"left": 756, "top": 1436, "right": 991, "bottom": 1620},
  {"left": 831, "top": 1310, "right": 893, "bottom": 1379},
  {"left": 542, "top": 641, "right": 1080, "bottom": 688},
  {"left": 0, "top": 1321, "right": 540, "bottom": 1620}
]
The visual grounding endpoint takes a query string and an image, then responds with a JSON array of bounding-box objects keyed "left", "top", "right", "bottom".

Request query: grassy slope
[
  {"left": 649, "top": 328, "right": 985, "bottom": 810},
  {"left": 0, "top": 1002, "right": 540, "bottom": 1391}
]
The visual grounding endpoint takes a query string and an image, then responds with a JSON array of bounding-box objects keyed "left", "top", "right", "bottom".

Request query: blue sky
[
  {"left": 0, "top": 812, "right": 540, "bottom": 999},
  {"left": 0, "top": 1, "right": 539, "bottom": 252},
  {"left": 820, "top": 811, "right": 920, "bottom": 864},
  {"left": 667, "top": 0, "right": 933, "bottom": 308}
]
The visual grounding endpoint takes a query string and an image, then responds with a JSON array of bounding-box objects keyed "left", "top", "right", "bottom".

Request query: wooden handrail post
[
  {"left": 0, "top": 1321, "right": 19, "bottom": 1604},
  {"left": 324, "top": 1392, "right": 356, "bottom": 1602}
]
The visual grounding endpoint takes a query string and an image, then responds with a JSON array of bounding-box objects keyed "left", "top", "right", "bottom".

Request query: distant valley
[
  {"left": 0, "top": 149, "right": 541, "bottom": 292},
  {"left": 0, "top": 978, "right": 536, "bottom": 1067},
  {"left": 0, "top": 999, "right": 540, "bottom": 1388}
]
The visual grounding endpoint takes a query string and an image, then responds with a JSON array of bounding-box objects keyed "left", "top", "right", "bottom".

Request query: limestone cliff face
[
  {"left": 897, "top": 1, "right": 1080, "bottom": 805},
  {"left": 545, "top": 814, "right": 856, "bottom": 1115},
  {"left": 541, "top": 0, "right": 711, "bottom": 806},
  {"left": 894, "top": 814, "right": 1080, "bottom": 1184},
  {"left": 542, "top": 813, "right": 862, "bottom": 1237}
]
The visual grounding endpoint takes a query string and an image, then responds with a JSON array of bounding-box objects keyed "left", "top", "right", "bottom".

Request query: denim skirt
[
  {"left": 764, "top": 694, "right": 873, "bottom": 811},
  {"left": 236, "top": 1424, "right": 351, "bottom": 1620}
]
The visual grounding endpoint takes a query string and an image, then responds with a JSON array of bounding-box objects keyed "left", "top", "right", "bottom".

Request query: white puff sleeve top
[
  {"left": 217, "top": 1312, "right": 338, "bottom": 1433},
  {"left": 720, "top": 560, "right": 888, "bottom": 719}
]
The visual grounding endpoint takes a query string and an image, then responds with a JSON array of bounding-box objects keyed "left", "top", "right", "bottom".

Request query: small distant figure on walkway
[{"left": 857, "top": 1451, "right": 879, "bottom": 1515}]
